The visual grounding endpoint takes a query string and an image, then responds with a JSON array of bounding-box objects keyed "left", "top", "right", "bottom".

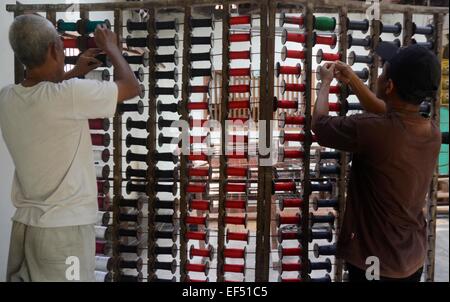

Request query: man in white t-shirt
[{"left": 0, "top": 14, "right": 140, "bottom": 281}]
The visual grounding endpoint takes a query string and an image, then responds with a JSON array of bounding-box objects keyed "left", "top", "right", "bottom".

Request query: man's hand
[
  {"left": 94, "top": 24, "right": 118, "bottom": 53},
  {"left": 72, "top": 48, "right": 103, "bottom": 77},
  {"left": 319, "top": 62, "right": 335, "bottom": 85},
  {"left": 333, "top": 61, "right": 354, "bottom": 85}
]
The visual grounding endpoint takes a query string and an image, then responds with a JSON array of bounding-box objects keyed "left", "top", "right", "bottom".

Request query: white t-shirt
[{"left": 0, "top": 79, "right": 118, "bottom": 227}]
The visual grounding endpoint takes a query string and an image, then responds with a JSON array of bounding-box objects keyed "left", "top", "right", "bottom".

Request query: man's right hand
[
  {"left": 94, "top": 24, "right": 118, "bottom": 53},
  {"left": 333, "top": 61, "right": 355, "bottom": 85}
]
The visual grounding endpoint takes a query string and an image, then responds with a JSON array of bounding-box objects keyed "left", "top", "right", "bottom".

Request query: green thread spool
[
  {"left": 86, "top": 20, "right": 111, "bottom": 33},
  {"left": 314, "top": 16, "right": 336, "bottom": 31},
  {"left": 57, "top": 19, "right": 77, "bottom": 32}
]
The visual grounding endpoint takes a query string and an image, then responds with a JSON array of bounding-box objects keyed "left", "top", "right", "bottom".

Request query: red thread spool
[
  {"left": 96, "top": 241, "right": 106, "bottom": 254},
  {"left": 228, "top": 135, "right": 248, "bottom": 143},
  {"left": 189, "top": 118, "right": 208, "bottom": 128},
  {"left": 282, "top": 262, "right": 302, "bottom": 272},
  {"left": 282, "top": 30, "right": 306, "bottom": 44},
  {"left": 281, "top": 46, "right": 306, "bottom": 61},
  {"left": 229, "top": 50, "right": 251, "bottom": 60},
  {"left": 283, "top": 132, "right": 306, "bottom": 142},
  {"left": 185, "top": 262, "right": 209, "bottom": 273},
  {"left": 277, "top": 100, "right": 298, "bottom": 109},
  {"left": 281, "top": 197, "right": 303, "bottom": 209},
  {"left": 280, "top": 277, "right": 303, "bottom": 282},
  {"left": 329, "top": 102, "right": 341, "bottom": 112},
  {"left": 188, "top": 153, "right": 209, "bottom": 161},
  {"left": 62, "top": 38, "right": 77, "bottom": 49},
  {"left": 281, "top": 13, "right": 304, "bottom": 26},
  {"left": 279, "top": 231, "right": 299, "bottom": 241},
  {"left": 229, "top": 84, "right": 250, "bottom": 94},
  {"left": 280, "top": 246, "right": 303, "bottom": 257},
  {"left": 229, "top": 68, "right": 251, "bottom": 77},
  {"left": 190, "top": 85, "right": 210, "bottom": 94},
  {"left": 188, "top": 167, "right": 210, "bottom": 177},
  {"left": 224, "top": 248, "right": 246, "bottom": 259},
  {"left": 185, "top": 215, "right": 208, "bottom": 226},
  {"left": 186, "top": 183, "right": 207, "bottom": 193},
  {"left": 185, "top": 231, "right": 208, "bottom": 242},
  {"left": 229, "top": 117, "right": 249, "bottom": 123},
  {"left": 225, "top": 199, "right": 247, "bottom": 210},
  {"left": 321, "top": 52, "right": 341, "bottom": 61},
  {"left": 98, "top": 196, "right": 111, "bottom": 210},
  {"left": 225, "top": 183, "right": 247, "bottom": 193},
  {"left": 285, "top": 115, "right": 305, "bottom": 125},
  {"left": 314, "top": 34, "right": 337, "bottom": 48},
  {"left": 230, "top": 15, "right": 251, "bottom": 26},
  {"left": 276, "top": 63, "right": 301, "bottom": 78},
  {"left": 284, "top": 82, "right": 306, "bottom": 93},
  {"left": 278, "top": 214, "right": 301, "bottom": 225},
  {"left": 189, "top": 199, "right": 211, "bottom": 211},
  {"left": 225, "top": 215, "right": 247, "bottom": 226},
  {"left": 187, "top": 101, "right": 209, "bottom": 111},
  {"left": 189, "top": 135, "right": 208, "bottom": 144},
  {"left": 226, "top": 230, "right": 250, "bottom": 243},
  {"left": 89, "top": 118, "right": 109, "bottom": 131},
  {"left": 97, "top": 181, "right": 109, "bottom": 194},
  {"left": 329, "top": 85, "right": 340, "bottom": 94},
  {"left": 91, "top": 133, "right": 110, "bottom": 146},
  {"left": 226, "top": 167, "right": 248, "bottom": 177},
  {"left": 283, "top": 149, "right": 304, "bottom": 159},
  {"left": 223, "top": 263, "right": 245, "bottom": 273},
  {"left": 228, "top": 100, "right": 250, "bottom": 110},
  {"left": 226, "top": 152, "right": 248, "bottom": 159},
  {"left": 189, "top": 245, "right": 213, "bottom": 259},
  {"left": 230, "top": 33, "right": 251, "bottom": 43},
  {"left": 273, "top": 181, "right": 296, "bottom": 192}
]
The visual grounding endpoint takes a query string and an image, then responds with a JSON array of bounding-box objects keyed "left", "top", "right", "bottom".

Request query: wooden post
[{"left": 403, "top": 10, "right": 413, "bottom": 46}]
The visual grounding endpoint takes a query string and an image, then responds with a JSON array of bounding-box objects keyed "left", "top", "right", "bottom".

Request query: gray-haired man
[{"left": 0, "top": 14, "right": 139, "bottom": 281}]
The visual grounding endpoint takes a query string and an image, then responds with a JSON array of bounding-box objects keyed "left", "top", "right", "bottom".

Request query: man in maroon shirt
[{"left": 312, "top": 42, "right": 441, "bottom": 281}]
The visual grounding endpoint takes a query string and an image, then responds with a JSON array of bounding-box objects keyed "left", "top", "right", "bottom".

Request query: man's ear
[
  {"left": 385, "top": 79, "right": 395, "bottom": 96},
  {"left": 48, "top": 42, "right": 58, "bottom": 61}
]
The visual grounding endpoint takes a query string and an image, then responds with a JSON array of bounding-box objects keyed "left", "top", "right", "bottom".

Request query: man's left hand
[{"left": 72, "top": 48, "right": 103, "bottom": 77}]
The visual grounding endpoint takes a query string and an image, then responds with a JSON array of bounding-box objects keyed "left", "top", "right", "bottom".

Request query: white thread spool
[
  {"left": 85, "top": 69, "right": 110, "bottom": 81},
  {"left": 95, "top": 271, "right": 113, "bottom": 282},
  {"left": 93, "top": 149, "right": 110, "bottom": 163},
  {"left": 95, "top": 165, "right": 110, "bottom": 179},
  {"left": 95, "top": 256, "right": 113, "bottom": 271}
]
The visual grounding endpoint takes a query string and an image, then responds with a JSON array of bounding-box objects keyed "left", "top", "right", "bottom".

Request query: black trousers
[{"left": 347, "top": 263, "right": 423, "bottom": 282}]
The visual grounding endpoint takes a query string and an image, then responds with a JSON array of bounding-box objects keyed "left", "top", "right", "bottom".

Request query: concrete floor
[{"left": 434, "top": 216, "right": 449, "bottom": 282}]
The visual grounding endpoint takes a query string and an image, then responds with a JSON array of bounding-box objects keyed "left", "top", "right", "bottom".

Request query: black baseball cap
[{"left": 375, "top": 41, "right": 441, "bottom": 104}]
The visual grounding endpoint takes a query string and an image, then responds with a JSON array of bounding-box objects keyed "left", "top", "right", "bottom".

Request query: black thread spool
[
  {"left": 313, "top": 243, "right": 336, "bottom": 258},
  {"left": 309, "top": 212, "right": 335, "bottom": 226},
  {"left": 95, "top": 54, "right": 112, "bottom": 68},
  {"left": 126, "top": 19, "right": 149, "bottom": 33},
  {"left": 118, "top": 257, "right": 144, "bottom": 271},
  {"left": 156, "top": 19, "right": 179, "bottom": 32},
  {"left": 348, "top": 51, "right": 373, "bottom": 66},
  {"left": 126, "top": 182, "right": 147, "bottom": 194},
  {"left": 125, "top": 134, "right": 148, "bottom": 148},
  {"left": 154, "top": 230, "right": 177, "bottom": 242},
  {"left": 155, "top": 68, "right": 178, "bottom": 82},
  {"left": 118, "top": 228, "right": 142, "bottom": 240},
  {"left": 157, "top": 101, "right": 179, "bottom": 114},
  {"left": 149, "top": 276, "right": 177, "bottom": 282},
  {"left": 138, "top": 84, "right": 146, "bottom": 99},
  {"left": 312, "top": 197, "right": 339, "bottom": 211},
  {"left": 126, "top": 35, "right": 149, "bottom": 48},
  {"left": 155, "top": 167, "right": 179, "bottom": 180},
  {"left": 310, "top": 227, "right": 333, "bottom": 242},
  {"left": 155, "top": 182, "right": 178, "bottom": 195},
  {"left": 118, "top": 212, "right": 143, "bottom": 224},
  {"left": 153, "top": 243, "right": 178, "bottom": 258},
  {"left": 442, "top": 132, "right": 449, "bottom": 145},
  {"left": 412, "top": 23, "right": 434, "bottom": 36},
  {"left": 157, "top": 117, "right": 177, "bottom": 130},
  {"left": 125, "top": 150, "right": 147, "bottom": 164},
  {"left": 380, "top": 22, "right": 402, "bottom": 37},
  {"left": 119, "top": 100, "right": 144, "bottom": 115},
  {"left": 315, "top": 165, "right": 340, "bottom": 177},
  {"left": 190, "top": 50, "right": 212, "bottom": 62},
  {"left": 309, "top": 274, "right": 332, "bottom": 283},
  {"left": 134, "top": 67, "right": 145, "bottom": 82},
  {"left": 190, "top": 66, "right": 214, "bottom": 79},
  {"left": 310, "top": 181, "right": 334, "bottom": 193},
  {"left": 158, "top": 133, "right": 178, "bottom": 147},
  {"left": 155, "top": 84, "right": 179, "bottom": 98},
  {"left": 411, "top": 38, "right": 434, "bottom": 50},
  {"left": 118, "top": 272, "right": 143, "bottom": 282},
  {"left": 347, "top": 35, "right": 371, "bottom": 50},
  {"left": 154, "top": 197, "right": 178, "bottom": 210},
  {"left": 154, "top": 260, "right": 177, "bottom": 274},
  {"left": 126, "top": 166, "right": 147, "bottom": 179},
  {"left": 155, "top": 51, "right": 179, "bottom": 65},
  {"left": 126, "top": 118, "right": 147, "bottom": 131},
  {"left": 123, "top": 51, "right": 150, "bottom": 67},
  {"left": 308, "top": 259, "right": 332, "bottom": 273},
  {"left": 355, "top": 68, "right": 369, "bottom": 82},
  {"left": 380, "top": 38, "right": 401, "bottom": 48},
  {"left": 154, "top": 151, "right": 178, "bottom": 164},
  {"left": 189, "top": 16, "right": 214, "bottom": 30},
  {"left": 154, "top": 213, "right": 177, "bottom": 224},
  {"left": 155, "top": 34, "right": 179, "bottom": 49},
  {"left": 346, "top": 18, "right": 369, "bottom": 34},
  {"left": 191, "top": 33, "right": 214, "bottom": 47},
  {"left": 314, "top": 150, "right": 340, "bottom": 162},
  {"left": 118, "top": 243, "right": 143, "bottom": 256},
  {"left": 118, "top": 196, "right": 146, "bottom": 210}
]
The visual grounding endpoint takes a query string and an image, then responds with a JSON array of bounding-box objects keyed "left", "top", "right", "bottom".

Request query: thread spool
[
  {"left": 229, "top": 32, "right": 252, "bottom": 43},
  {"left": 274, "top": 97, "right": 299, "bottom": 111},
  {"left": 282, "top": 29, "right": 306, "bottom": 44},
  {"left": 89, "top": 118, "right": 110, "bottom": 131},
  {"left": 185, "top": 261, "right": 210, "bottom": 275},
  {"left": 278, "top": 245, "right": 302, "bottom": 257},
  {"left": 189, "top": 198, "right": 212, "bottom": 212},
  {"left": 95, "top": 165, "right": 110, "bottom": 179},
  {"left": 155, "top": 68, "right": 178, "bottom": 82},
  {"left": 225, "top": 182, "right": 248, "bottom": 194},
  {"left": 224, "top": 214, "right": 247, "bottom": 227},
  {"left": 91, "top": 133, "right": 110, "bottom": 147},
  {"left": 185, "top": 230, "right": 210, "bottom": 243},
  {"left": 118, "top": 196, "right": 146, "bottom": 210},
  {"left": 229, "top": 67, "right": 251, "bottom": 77},
  {"left": 154, "top": 259, "right": 177, "bottom": 274},
  {"left": 310, "top": 227, "right": 333, "bottom": 242},
  {"left": 154, "top": 197, "right": 178, "bottom": 211},
  {"left": 134, "top": 67, "right": 145, "bottom": 82},
  {"left": 380, "top": 22, "right": 402, "bottom": 36},
  {"left": 226, "top": 229, "right": 250, "bottom": 244},
  {"left": 309, "top": 212, "right": 335, "bottom": 226},
  {"left": 155, "top": 51, "right": 179, "bottom": 65},
  {"left": 272, "top": 180, "right": 296, "bottom": 193},
  {"left": 93, "top": 149, "right": 110, "bottom": 163},
  {"left": 187, "top": 101, "right": 209, "bottom": 111},
  {"left": 278, "top": 197, "right": 302, "bottom": 211},
  {"left": 123, "top": 51, "right": 150, "bottom": 67},
  {"left": 308, "top": 258, "right": 332, "bottom": 273},
  {"left": 346, "top": 18, "right": 369, "bottom": 33},
  {"left": 230, "top": 15, "right": 251, "bottom": 26},
  {"left": 85, "top": 69, "right": 110, "bottom": 81},
  {"left": 279, "top": 13, "right": 304, "bottom": 27},
  {"left": 229, "top": 84, "right": 251, "bottom": 94},
  {"left": 157, "top": 101, "right": 179, "bottom": 114},
  {"left": 186, "top": 183, "right": 208, "bottom": 194},
  {"left": 313, "top": 243, "right": 336, "bottom": 258},
  {"left": 316, "top": 49, "right": 340, "bottom": 64},
  {"left": 347, "top": 35, "right": 371, "bottom": 50},
  {"left": 281, "top": 46, "right": 306, "bottom": 61},
  {"left": 191, "top": 33, "right": 214, "bottom": 47},
  {"left": 189, "top": 245, "right": 214, "bottom": 260},
  {"left": 313, "top": 16, "right": 336, "bottom": 31},
  {"left": 276, "top": 213, "right": 301, "bottom": 227},
  {"left": 155, "top": 34, "right": 179, "bottom": 49},
  {"left": 282, "top": 81, "right": 306, "bottom": 94},
  {"left": 95, "top": 255, "right": 114, "bottom": 272},
  {"left": 278, "top": 148, "right": 304, "bottom": 161},
  {"left": 276, "top": 62, "right": 302, "bottom": 78},
  {"left": 411, "top": 38, "right": 434, "bottom": 50},
  {"left": 313, "top": 33, "right": 337, "bottom": 49},
  {"left": 279, "top": 261, "right": 302, "bottom": 273},
  {"left": 348, "top": 51, "right": 373, "bottom": 66},
  {"left": 190, "top": 50, "right": 212, "bottom": 62},
  {"left": 412, "top": 23, "right": 434, "bottom": 36},
  {"left": 190, "top": 16, "right": 215, "bottom": 29},
  {"left": 223, "top": 263, "right": 245, "bottom": 274},
  {"left": 98, "top": 195, "right": 111, "bottom": 210},
  {"left": 190, "top": 66, "right": 214, "bottom": 78},
  {"left": 228, "top": 99, "right": 251, "bottom": 110},
  {"left": 95, "top": 271, "right": 113, "bottom": 282},
  {"left": 155, "top": 84, "right": 179, "bottom": 98},
  {"left": 229, "top": 50, "right": 251, "bottom": 60}
]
